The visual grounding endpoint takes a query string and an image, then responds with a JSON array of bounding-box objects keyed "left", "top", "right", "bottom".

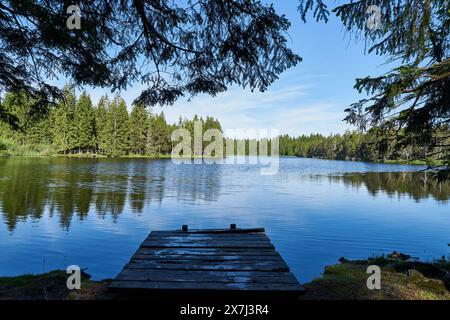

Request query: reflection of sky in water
[{"left": 0, "top": 157, "right": 449, "bottom": 282}]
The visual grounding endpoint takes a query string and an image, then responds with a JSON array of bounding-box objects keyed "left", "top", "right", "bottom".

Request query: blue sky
[{"left": 85, "top": 1, "right": 391, "bottom": 137}]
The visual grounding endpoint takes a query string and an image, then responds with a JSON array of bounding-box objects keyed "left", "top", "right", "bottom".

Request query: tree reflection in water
[
  {"left": 329, "top": 172, "right": 450, "bottom": 203},
  {"left": 1, "top": 157, "right": 448, "bottom": 232},
  {"left": 0, "top": 157, "right": 222, "bottom": 231}
]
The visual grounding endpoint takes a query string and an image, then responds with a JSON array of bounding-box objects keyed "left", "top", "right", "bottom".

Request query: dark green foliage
[
  {"left": 95, "top": 96, "right": 109, "bottom": 154},
  {"left": 236, "top": 129, "right": 447, "bottom": 164},
  {"left": 73, "top": 91, "right": 96, "bottom": 152},
  {"left": 0, "top": 0, "right": 300, "bottom": 123},
  {"left": 52, "top": 86, "right": 76, "bottom": 154},
  {"left": 146, "top": 112, "right": 170, "bottom": 155},
  {"left": 176, "top": 115, "right": 223, "bottom": 155},
  {"left": 2, "top": 88, "right": 446, "bottom": 163},
  {"left": 298, "top": 0, "right": 450, "bottom": 175},
  {"left": 0, "top": 89, "right": 223, "bottom": 157},
  {"left": 105, "top": 94, "right": 129, "bottom": 156},
  {"left": 298, "top": 0, "right": 329, "bottom": 22},
  {"left": 129, "top": 103, "right": 149, "bottom": 154},
  {"left": 0, "top": 91, "right": 41, "bottom": 145},
  {"left": 333, "top": 172, "right": 450, "bottom": 202}
]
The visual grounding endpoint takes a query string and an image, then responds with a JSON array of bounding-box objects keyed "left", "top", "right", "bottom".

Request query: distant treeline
[
  {"left": 0, "top": 86, "right": 222, "bottom": 157},
  {"left": 0, "top": 87, "right": 447, "bottom": 163},
  {"left": 232, "top": 131, "right": 446, "bottom": 165},
  {"left": 278, "top": 130, "right": 448, "bottom": 164}
]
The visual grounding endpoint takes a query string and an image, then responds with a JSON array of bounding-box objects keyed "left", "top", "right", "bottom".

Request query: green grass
[
  {"left": 0, "top": 270, "right": 111, "bottom": 300},
  {"left": 1, "top": 255, "right": 449, "bottom": 300},
  {"left": 0, "top": 272, "right": 59, "bottom": 287},
  {"left": 301, "top": 255, "right": 450, "bottom": 300},
  {"left": 0, "top": 139, "right": 222, "bottom": 159},
  {"left": 61, "top": 152, "right": 107, "bottom": 158},
  {"left": 0, "top": 138, "right": 53, "bottom": 157},
  {"left": 384, "top": 158, "right": 444, "bottom": 166}
]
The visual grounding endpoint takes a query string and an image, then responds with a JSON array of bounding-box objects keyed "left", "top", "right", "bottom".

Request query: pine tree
[
  {"left": 52, "top": 86, "right": 76, "bottom": 154},
  {"left": 0, "top": 1, "right": 300, "bottom": 126},
  {"left": 1, "top": 87, "right": 231, "bottom": 158},
  {"left": 147, "top": 112, "right": 170, "bottom": 155},
  {"left": 27, "top": 115, "right": 53, "bottom": 146},
  {"left": 95, "top": 95, "right": 109, "bottom": 154},
  {"left": 0, "top": 92, "right": 30, "bottom": 145},
  {"left": 128, "top": 103, "right": 149, "bottom": 154},
  {"left": 73, "top": 91, "right": 96, "bottom": 153},
  {"left": 0, "top": 92, "right": 53, "bottom": 147},
  {"left": 105, "top": 93, "right": 129, "bottom": 156}
]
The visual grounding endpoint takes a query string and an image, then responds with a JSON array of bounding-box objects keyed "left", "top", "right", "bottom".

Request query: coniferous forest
[
  {"left": 0, "top": 86, "right": 222, "bottom": 157},
  {"left": 0, "top": 86, "right": 447, "bottom": 165}
]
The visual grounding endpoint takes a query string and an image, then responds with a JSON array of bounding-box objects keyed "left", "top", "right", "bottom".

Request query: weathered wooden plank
[
  {"left": 133, "top": 248, "right": 278, "bottom": 256},
  {"left": 124, "top": 259, "right": 289, "bottom": 271},
  {"left": 150, "top": 232, "right": 265, "bottom": 237},
  {"left": 148, "top": 231, "right": 269, "bottom": 237},
  {"left": 132, "top": 254, "right": 282, "bottom": 261},
  {"left": 141, "top": 240, "right": 274, "bottom": 249},
  {"left": 150, "top": 228, "right": 265, "bottom": 234},
  {"left": 115, "top": 269, "right": 299, "bottom": 284},
  {"left": 144, "top": 238, "right": 272, "bottom": 245},
  {"left": 146, "top": 234, "right": 270, "bottom": 242},
  {"left": 109, "top": 280, "right": 304, "bottom": 292},
  {"left": 109, "top": 227, "right": 303, "bottom": 294}
]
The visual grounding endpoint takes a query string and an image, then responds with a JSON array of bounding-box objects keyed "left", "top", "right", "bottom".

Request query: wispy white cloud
[
  {"left": 86, "top": 72, "right": 352, "bottom": 138},
  {"left": 149, "top": 84, "right": 351, "bottom": 138}
]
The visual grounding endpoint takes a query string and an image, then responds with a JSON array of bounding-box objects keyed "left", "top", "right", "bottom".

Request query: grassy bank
[
  {"left": 301, "top": 253, "right": 450, "bottom": 300},
  {"left": 0, "top": 148, "right": 438, "bottom": 166},
  {"left": 1, "top": 253, "right": 449, "bottom": 300},
  {"left": 384, "top": 159, "right": 443, "bottom": 166},
  {"left": 0, "top": 138, "right": 53, "bottom": 157},
  {"left": 0, "top": 139, "right": 218, "bottom": 159},
  {"left": 0, "top": 271, "right": 112, "bottom": 300}
]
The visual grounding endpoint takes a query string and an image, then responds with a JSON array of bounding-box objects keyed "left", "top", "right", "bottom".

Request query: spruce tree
[
  {"left": 147, "top": 112, "right": 170, "bottom": 155},
  {"left": 0, "top": 0, "right": 300, "bottom": 123},
  {"left": 0, "top": 92, "right": 30, "bottom": 145},
  {"left": 74, "top": 91, "right": 96, "bottom": 153},
  {"left": 52, "top": 86, "right": 76, "bottom": 154},
  {"left": 95, "top": 95, "right": 109, "bottom": 154},
  {"left": 105, "top": 93, "right": 129, "bottom": 156},
  {"left": 299, "top": 0, "right": 450, "bottom": 175},
  {"left": 128, "top": 103, "right": 149, "bottom": 154}
]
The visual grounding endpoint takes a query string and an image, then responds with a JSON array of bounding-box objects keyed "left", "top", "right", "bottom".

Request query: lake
[{"left": 0, "top": 156, "right": 449, "bottom": 283}]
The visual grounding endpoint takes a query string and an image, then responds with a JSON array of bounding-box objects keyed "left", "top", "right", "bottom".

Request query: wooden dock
[{"left": 109, "top": 225, "right": 304, "bottom": 295}]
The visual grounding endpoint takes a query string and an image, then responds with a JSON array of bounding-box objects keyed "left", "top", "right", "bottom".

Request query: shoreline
[
  {"left": 0, "top": 153, "right": 438, "bottom": 166},
  {"left": 1, "top": 252, "right": 448, "bottom": 300},
  {"left": 0, "top": 153, "right": 218, "bottom": 160}
]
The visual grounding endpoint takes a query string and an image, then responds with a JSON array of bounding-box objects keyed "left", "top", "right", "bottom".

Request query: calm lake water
[{"left": 0, "top": 157, "right": 449, "bottom": 282}]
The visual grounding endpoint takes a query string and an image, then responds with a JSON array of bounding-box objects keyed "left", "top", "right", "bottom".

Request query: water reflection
[
  {"left": 0, "top": 157, "right": 223, "bottom": 231},
  {"left": 329, "top": 172, "right": 450, "bottom": 203},
  {"left": 1, "top": 157, "right": 449, "bottom": 232},
  {"left": 1, "top": 157, "right": 450, "bottom": 281}
]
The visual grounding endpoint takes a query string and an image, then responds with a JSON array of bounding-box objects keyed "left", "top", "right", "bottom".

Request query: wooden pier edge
[{"left": 109, "top": 225, "right": 305, "bottom": 296}]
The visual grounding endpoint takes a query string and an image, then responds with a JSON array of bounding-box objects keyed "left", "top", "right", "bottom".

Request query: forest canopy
[
  {"left": 0, "top": 88, "right": 223, "bottom": 157},
  {"left": 0, "top": 88, "right": 445, "bottom": 166}
]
